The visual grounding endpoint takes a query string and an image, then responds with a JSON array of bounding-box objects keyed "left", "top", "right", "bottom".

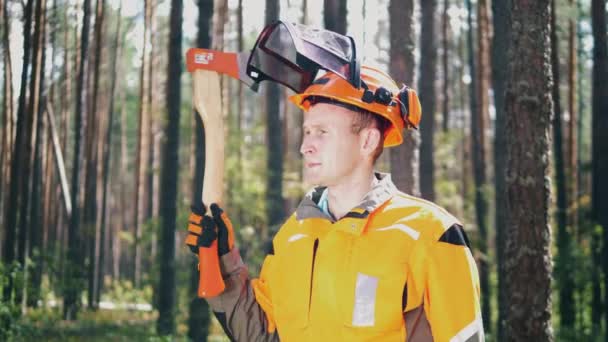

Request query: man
[{"left": 187, "top": 66, "right": 484, "bottom": 341}]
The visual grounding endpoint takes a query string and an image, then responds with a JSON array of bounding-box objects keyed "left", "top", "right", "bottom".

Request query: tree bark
[
  {"left": 265, "top": 0, "right": 284, "bottom": 233},
  {"left": 389, "top": 0, "right": 419, "bottom": 196},
  {"left": 15, "top": 0, "right": 46, "bottom": 309},
  {"left": 134, "top": 0, "right": 152, "bottom": 288},
  {"left": 0, "top": 0, "right": 14, "bottom": 233},
  {"left": 145, "top": 0, "right": 156, "bottom": 233},
  {"left": 418, "top": 0, "right": 437, "bottom": 202},
  {"left": 64, "top": 0, "right": 92, "bottom": 321},
  {"left": 468, "top": 0, "right": 491, "bottom": 329},
  {"left": 491, "top": 0, "right": 510, "bottom": 337},
  {"left": 441, "top": 0, "right": 450, "bottom": 132},
  {"left": 157, "top": 0, "right": 182, "bottom": 335},
  {"left": 591, "top": 0, "right": 608, "bottom": 336},
  {"left": 503, "top": 1, "right": 553, "bottom": 340},
  {"left": 323, "top": 0, "right": 347, "bottom": 35},
  {"left": 187, "top": 0, "right": 213, "bottom": 340},
  {"left": 41, "top": 0, "right": 58, "bottom": 293},
  {"left": 2, "top": 0, "right": 33, "bottom": 303},
  {"left": 116, "top": 89, "right": 129, "bottom": 281},
  {"left": 550, "top": 0, "right": 576, "bottom": 330},
  {"left": 96, "top": 0, "right": 120, "bottom": 309},
  {"left": 27, "top": 0, "right": 48, "bottom": 309},
  {"left": 85, "top": 0, "right": 105, "bottom": 310},
  {"left": 567, "top": 0, "right": 578, "bottom": 234}
]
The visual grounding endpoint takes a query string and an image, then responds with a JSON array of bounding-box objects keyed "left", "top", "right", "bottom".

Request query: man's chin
[{"left": 303, "top": 173, "right": 326, "bottom": 188}]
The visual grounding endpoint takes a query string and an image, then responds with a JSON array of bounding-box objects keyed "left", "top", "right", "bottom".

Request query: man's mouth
[{"left": 306, "top": 162, "right": 321, "bottom": 168}]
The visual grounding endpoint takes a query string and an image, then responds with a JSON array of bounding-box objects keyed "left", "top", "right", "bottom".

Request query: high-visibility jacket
[{"left": 207, "top": 172, "right": 484, "bottom": 341}]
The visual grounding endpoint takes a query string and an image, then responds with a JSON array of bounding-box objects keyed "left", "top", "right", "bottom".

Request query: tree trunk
[
  {"left": 187, "top": 0, "right": 213, "bottom": 340},
  {"left": 265, "top": 0, "right": 284, "bottom": 233},
  {"left": 550, "top": 0, "right": 576, "bottom": 330},
  {"left": 236, "top": 0, "right": 246, "bottom": 224},
  {"left": 567, "top": 0, "right": 578, "bottom": 235},
  {"left": 323, "top": 0, "right": 347, "bottom": 35},
  {"left": 61, "top": 0, "right": 72, "bottom": 154},
  {"left": 459, "top": 31, "right": 471, "bottom": 223},
  {"left": 96, "top": 0, "right": 121, "bottom": 309},
  {"left": 16, "top": 0, "right": 47, "bottom": 309},
  {"left": 2, "top": 0, "right": 33, "bottom": 303},
  {"left": 418, "top": 0, "right": 437, "bottom": 202},
  {"left": 1, "top": 0, "right": 14, "bottom": 233},
  {"left": 116, "top": 90, "right": 129, "bottom": 281},
  {"left": 468, "top": 0, "right": 491, "bottom": 329},
  {"left": 46, "top": 105, "right": 72, "bottom": 222},
  {"left": 85, "top": 0, "right": 105, "bottom": 310},
  {"left": 441, "top": 0, "right": 450, "bottom": 132},
  {"left": 64, "top": 0, "right": 92, "bottom": 321},
  {"left": 0, "top": 0, "right": 3, "bottom": 246},
  {"left": 491, "top": 0, "right": 510, "bottom": 337},
  {"left": 27, "top": 0, "right": 48, "bottom": 309},
  {"left": 503, "top": 1, "right": 553, "bottom": 340},
  {"left": 42, "top": 0, "right": 58, "bottom": 294},
  {"left": 157, "top": 0, "right": 182, "bottom": 335},
  {"left": 591, "top": 0, "right": 608, "bottom": 336},
  {"left": 134, "top": 0, "right": 152, "bottom": 288},
  {"left": 388, "top": 0, "right": 419, "bottom": 196},
  {"left": 145, "top": 0, "right": 156, "bottom": 232}
]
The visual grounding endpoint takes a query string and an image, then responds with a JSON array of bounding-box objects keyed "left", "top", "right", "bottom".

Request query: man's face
[{"left": 300, "top": 103, "right": 370, "bottom": 187}]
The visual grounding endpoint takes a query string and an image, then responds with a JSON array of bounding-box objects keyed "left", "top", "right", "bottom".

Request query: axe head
[{"left": 186, "top": 48, "right": 256, "bottom": 89}]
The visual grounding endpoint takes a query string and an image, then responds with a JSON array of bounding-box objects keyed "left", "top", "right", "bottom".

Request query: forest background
[{"left": 1, "top": 0, "right": 607, "bottom": 341}]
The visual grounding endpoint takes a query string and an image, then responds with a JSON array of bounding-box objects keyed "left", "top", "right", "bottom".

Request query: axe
[{"left": 187, "top": 49, "right": 237, "bottom": 298}]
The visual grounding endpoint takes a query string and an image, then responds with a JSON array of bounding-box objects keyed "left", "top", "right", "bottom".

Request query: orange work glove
[{"left": 185, "top": 202, "right": 235, "bottom": 257}]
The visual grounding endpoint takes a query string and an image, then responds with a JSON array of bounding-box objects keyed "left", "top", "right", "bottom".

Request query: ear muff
[{"left": 398, "top": 85, "right": 421, "bottom": 129}]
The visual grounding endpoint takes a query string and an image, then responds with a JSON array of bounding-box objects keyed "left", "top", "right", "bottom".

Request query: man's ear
[{"left": 360, "top": 127, "right": 382, "bottom": 157}]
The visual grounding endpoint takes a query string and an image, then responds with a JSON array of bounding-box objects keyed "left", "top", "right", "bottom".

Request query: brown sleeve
[{"left": 206, "top": 247, "right": 280, "bottom": 342}]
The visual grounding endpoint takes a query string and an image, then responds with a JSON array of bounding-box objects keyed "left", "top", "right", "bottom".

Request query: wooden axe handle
[{"left": 192, "top": 69, "right": 225, "bottom": 298}]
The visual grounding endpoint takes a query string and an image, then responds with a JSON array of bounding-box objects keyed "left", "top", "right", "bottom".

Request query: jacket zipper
[{"left": 308, "top": 239, "right": 319, "bottom": 320}]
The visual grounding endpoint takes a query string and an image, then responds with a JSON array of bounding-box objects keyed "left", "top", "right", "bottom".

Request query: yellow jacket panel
[{"left": 207, "top": 172, "right": 484, "bottom": 342}]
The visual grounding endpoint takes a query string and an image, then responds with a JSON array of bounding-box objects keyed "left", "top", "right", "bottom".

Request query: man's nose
[{"left": 300, "top": 136, "right": 315, "bottom": 155}]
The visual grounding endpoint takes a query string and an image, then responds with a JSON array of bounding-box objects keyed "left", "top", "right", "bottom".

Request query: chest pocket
[
  {"left": 269, "top": 234, "right": 317, "bottom": 331},
  {"left": 341, "top": 233, "right": 409, "bottom": 333}
]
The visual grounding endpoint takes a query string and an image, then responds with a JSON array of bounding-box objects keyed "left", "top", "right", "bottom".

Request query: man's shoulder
[{"left": 377, "top": 191, "right": 462, "bottom": 241}]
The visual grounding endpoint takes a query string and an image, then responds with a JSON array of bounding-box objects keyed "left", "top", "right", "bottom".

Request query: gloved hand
[
  {"left": 185, "top": 202, "right": 235, "bottom": 257},
  {"left": 209, "top": 203, "right": 235, "bottom": 256}
]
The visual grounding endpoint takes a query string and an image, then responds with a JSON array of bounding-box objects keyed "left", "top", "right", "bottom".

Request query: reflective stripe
[
  {"left": 188, "top": 223, "right": 203, "bottom": 235},
  {"left": 287, "top": 233, "right": 308, "bottom": 243},
  {"left": 376, "top": 223, "right": 420, "bottom": 240},
  {"left": 189, "top": 212, "right": 203, "bottom": 224},
  {"left": 352, "top": 273, "right": 378, "bottom": 327},
  {"left": 449, "top": 316, "right": 484, "bottom": 342},
  {"left": 185, "top": 234, "right": 198, "bottom": 246}
]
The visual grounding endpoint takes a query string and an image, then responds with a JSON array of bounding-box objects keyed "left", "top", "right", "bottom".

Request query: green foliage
[
  {"left": 0, "top": 262, "right": 22, "bottom": 341},
  {"left": 550, "top": 196, "right": 606, "bottom": 341},
  {"left": 102, "top": 279, "right": 153, "bottom": 306},
  {"left": 434, "top": 129, "right": 476, "bottom": 227},
  {"left": 6, "top": 308, "right": 157, "bottom": 341}
]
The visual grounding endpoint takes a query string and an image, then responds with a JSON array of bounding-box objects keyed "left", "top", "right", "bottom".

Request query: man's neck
[{"left": 326, "top": 170, "right": 377, "bottom": 220}]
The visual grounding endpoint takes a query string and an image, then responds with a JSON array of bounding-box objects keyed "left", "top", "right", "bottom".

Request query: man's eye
[{"left": 320, "top": 130, "right": 327, "bottom": 134}]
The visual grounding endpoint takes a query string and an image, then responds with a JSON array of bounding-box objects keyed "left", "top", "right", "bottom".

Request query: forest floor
[{"left": 8, "top": 307, "right": 230, "bottom": 341}]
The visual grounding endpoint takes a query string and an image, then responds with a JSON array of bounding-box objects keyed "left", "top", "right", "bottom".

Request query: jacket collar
[{"left": 295, "top": 172, "right": 398, "bottom": 222}]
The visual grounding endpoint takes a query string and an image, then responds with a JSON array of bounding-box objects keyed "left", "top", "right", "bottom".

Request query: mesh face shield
[{"left": 246, "top": 21, "right": 361, "bottom": 93}]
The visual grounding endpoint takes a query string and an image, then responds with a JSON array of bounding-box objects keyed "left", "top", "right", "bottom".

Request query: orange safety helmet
[{"left": 289, "top": 66, "right": 422, "bottom": 147}]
